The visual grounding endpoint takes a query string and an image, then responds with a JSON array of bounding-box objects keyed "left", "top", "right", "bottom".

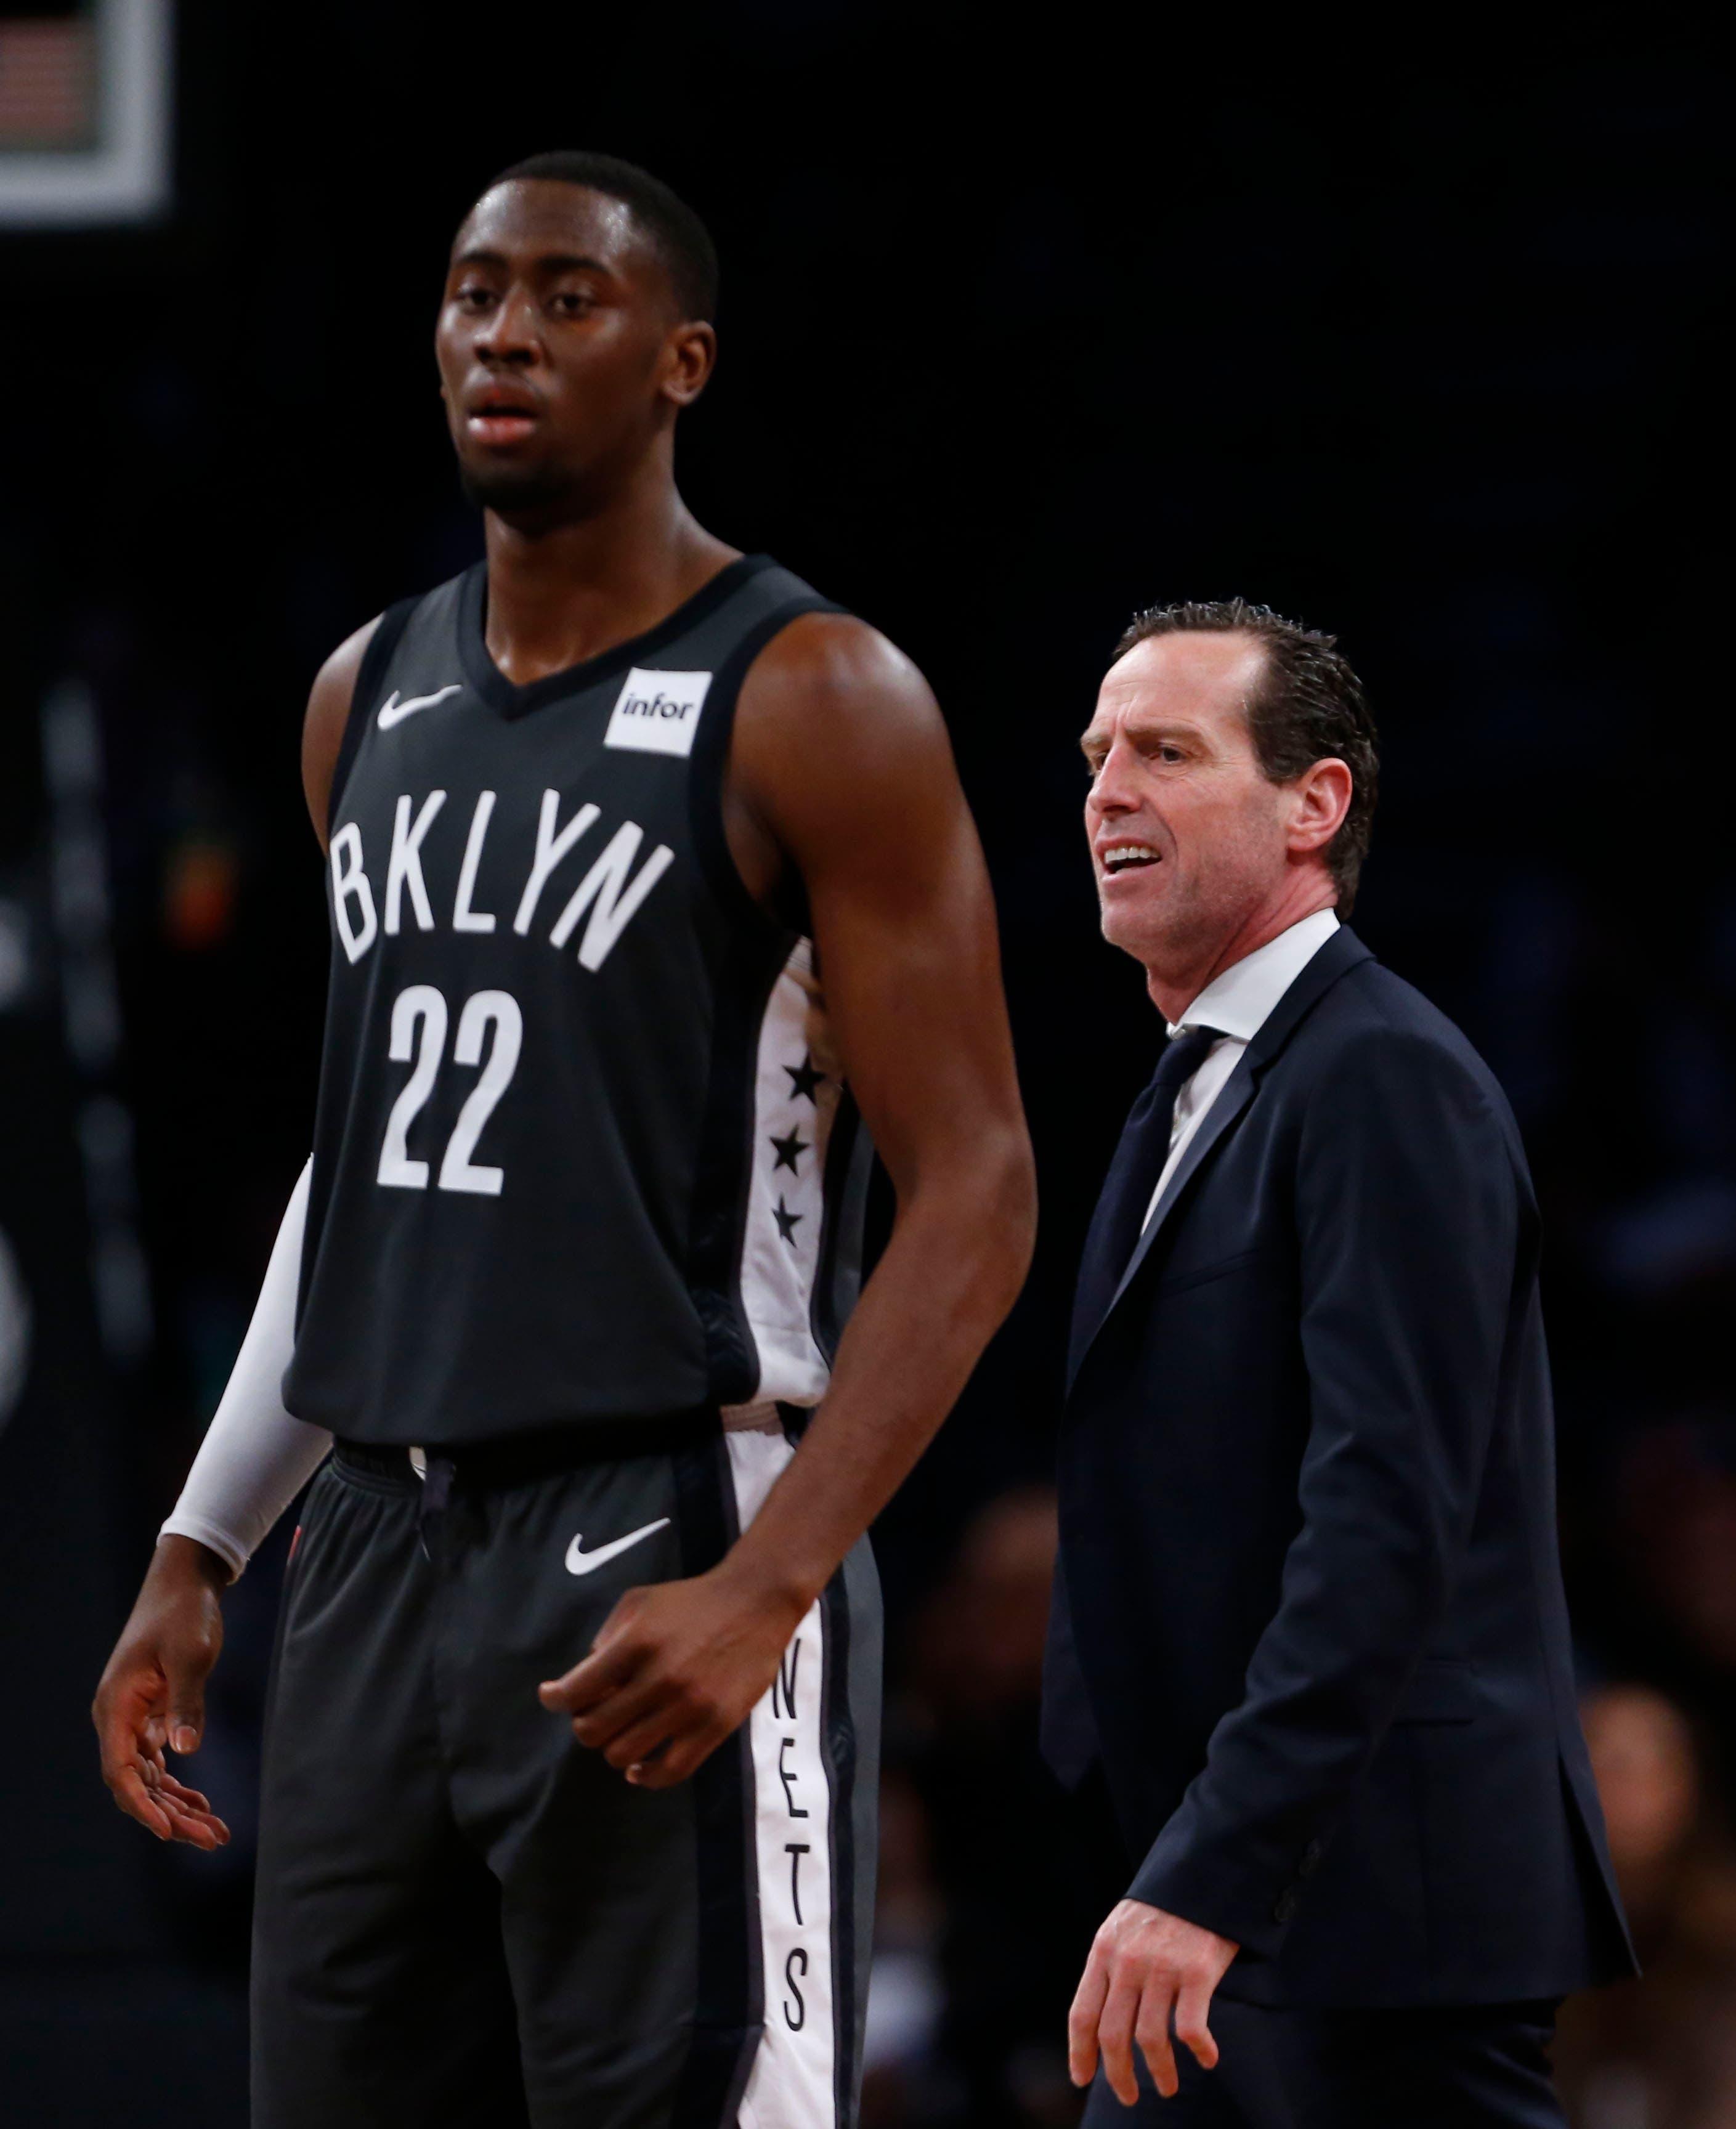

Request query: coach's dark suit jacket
[{"left": 1043, "top": 927, "right": 1634, "bottom": 2006}]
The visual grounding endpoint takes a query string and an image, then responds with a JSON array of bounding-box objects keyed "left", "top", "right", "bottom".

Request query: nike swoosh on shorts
[
  {"left": 378, "top": 684, "right": 463, "bottom": 729},
  {"left": 564, "top": 1518, "right": 671, "bottom": 1577}
]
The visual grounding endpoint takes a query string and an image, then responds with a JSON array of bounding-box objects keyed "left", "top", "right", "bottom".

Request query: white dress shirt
[{"left": 1141, "top": 908, "right": 1340, "bottom": 1231}]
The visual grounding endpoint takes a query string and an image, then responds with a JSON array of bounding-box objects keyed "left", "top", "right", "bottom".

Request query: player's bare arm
[
  {"left": 540, "top": 611, "right": 1037, "bottom": 1786},
  {"left": 89, "top": 630, "right": 380, "bottom": 1847}
]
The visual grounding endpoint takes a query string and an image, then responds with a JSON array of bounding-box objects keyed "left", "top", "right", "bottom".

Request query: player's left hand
[
  {"left": 538, "top": 1565, "right": 807, "bottom": 1789},
  {"left": 1068, "top": 1897, "right": 1239, "bottom": 2105}
]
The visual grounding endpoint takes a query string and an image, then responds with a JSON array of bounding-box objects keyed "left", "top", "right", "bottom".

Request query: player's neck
[{"left": 481, "top": 474, "right": 738, "bottom": 689}]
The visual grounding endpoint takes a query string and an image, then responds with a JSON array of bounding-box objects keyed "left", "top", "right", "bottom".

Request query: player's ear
[{"left": 662, "top": 321, "right": 716, "bottom": 409}]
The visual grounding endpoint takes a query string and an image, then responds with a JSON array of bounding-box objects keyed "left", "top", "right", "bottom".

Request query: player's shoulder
[
  {"left": 731, "top": 578, "right": 963, "bottom": 850},
  {"left": 307, "top": 612, "right": 383, "bottom": 717},
  {"left": 306, "top": 569, "right": 473, "bottom": 727},
  {"left": 742, "top": 600, "right": 939, "bottom": 756},
  {"left": 301, "top": 569, "right": 470, "bottom": 843},
  {"left": 302, "top": 616, "right": 381, "bottom": 842}
]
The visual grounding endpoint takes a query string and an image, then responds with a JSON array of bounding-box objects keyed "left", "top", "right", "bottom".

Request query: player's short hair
[
  {"left": 477, "top": 151, "right": 719, "bottom": 323},
  {"left": 1114, "top": 598, "right": 1380, "bottom": 910}
]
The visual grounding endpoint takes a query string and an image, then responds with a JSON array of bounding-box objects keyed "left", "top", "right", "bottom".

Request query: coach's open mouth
[{"left": 1100, "top": 843, "right": 1160, "bottom": 874}]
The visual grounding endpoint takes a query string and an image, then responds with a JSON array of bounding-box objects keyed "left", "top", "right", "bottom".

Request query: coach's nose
[{"left": 1088, "top": 734, "right": 1142, "bottom": 817}]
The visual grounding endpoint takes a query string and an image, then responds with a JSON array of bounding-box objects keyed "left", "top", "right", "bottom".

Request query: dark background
[{"left": 1, "top": 7, "right": 1734, "bottom": 2123}]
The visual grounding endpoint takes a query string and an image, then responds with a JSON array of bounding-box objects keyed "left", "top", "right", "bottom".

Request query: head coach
[{"left": 1044, "top": 599, "right": 1635, "bottom": 2125}]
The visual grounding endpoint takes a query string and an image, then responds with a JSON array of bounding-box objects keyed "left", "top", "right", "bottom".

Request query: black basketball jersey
[{"left": 283, "top": 554, "right": 873, "bottom": 1447}]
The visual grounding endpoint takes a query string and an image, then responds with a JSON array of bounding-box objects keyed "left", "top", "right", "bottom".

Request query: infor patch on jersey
[{"left": 605, "top": 668, "right": 713, "bottom": 757}]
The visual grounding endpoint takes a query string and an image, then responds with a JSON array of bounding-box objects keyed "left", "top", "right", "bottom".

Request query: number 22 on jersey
[{"left": 376, "top": 985, "right": 523, "bottom": 1196}]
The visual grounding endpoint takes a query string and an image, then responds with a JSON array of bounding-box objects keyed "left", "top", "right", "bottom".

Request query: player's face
[
  {"left": 436, "top": 180, "right": 714, "bottom": 521},
  {"left": 1081, "top": 633, "right": 1295, "bottom": 973}
]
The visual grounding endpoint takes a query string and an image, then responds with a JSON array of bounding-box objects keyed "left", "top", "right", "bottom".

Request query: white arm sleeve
[{"left": 158, "top": 1161, "right": 333, "bottom": 1579}]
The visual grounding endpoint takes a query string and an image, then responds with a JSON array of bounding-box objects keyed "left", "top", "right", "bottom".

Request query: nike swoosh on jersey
[
  {"left": 378, "top": 683, "right": 463, "bottom": 729},
  {"left": 564, "top": 1517, "right": 671, "bottom": 1577}
]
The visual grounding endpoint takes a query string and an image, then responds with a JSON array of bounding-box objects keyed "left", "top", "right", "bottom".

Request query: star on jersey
[
  {"left": 784, "top": 1053, "right": 826, "bottom": 1105},
  {"left": 769, "top": 1129, "right": 809, "bottom": 1175},
  {"left": 772, "top": 1196, "right": 805, "bottom": 1247}
]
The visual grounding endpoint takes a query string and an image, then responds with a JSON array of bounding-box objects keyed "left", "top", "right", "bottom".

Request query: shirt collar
[{"left": 1166, "top": 908, "right": 1341, "bottom": 1042}]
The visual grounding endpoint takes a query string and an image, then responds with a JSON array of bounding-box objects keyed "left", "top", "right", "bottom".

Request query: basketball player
[{"left": 92, "top": 153, "right": 1035, "bottom": 2129}]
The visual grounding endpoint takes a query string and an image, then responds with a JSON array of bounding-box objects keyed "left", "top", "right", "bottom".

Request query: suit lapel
[{"left": 1066, "top": 927, "right": 1374, "bottom": 1389}]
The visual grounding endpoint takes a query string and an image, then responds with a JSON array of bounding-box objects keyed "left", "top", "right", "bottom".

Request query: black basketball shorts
[{"left": 250, "top": 1413, "right": 880, "bottom": 2129}]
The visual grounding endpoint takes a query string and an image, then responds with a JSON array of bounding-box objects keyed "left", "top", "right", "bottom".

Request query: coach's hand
[
  {"left": 92, "top": 1535, "right": 233, "bottom": 1849},
  {"left": 1069, "top": 1897, "right": 1239, "bottom": 2105},
  {"left": 538, "top": 1560, "right": 806, "bottom": 1790}
]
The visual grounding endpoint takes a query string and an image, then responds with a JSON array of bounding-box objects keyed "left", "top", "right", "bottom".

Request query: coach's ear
[{"left": 1284, "top": 758, "right": 1353, "bottom": 860}]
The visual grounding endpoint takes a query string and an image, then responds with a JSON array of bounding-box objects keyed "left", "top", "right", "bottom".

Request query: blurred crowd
[{"left": 1558, "top": 1687, "right": 1736, "bottom": 2128}]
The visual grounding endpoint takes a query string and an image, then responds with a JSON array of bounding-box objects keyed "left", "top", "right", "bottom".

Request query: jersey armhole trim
[
  {"left": 325, "top": 593, "right": 423, "bottom": 837},
  {"left": 686, "top": 596, "right": 846, "bottom": 946}
]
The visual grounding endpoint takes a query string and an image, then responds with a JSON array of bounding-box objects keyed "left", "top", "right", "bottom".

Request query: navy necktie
[
  {"left": 1150, "top": 1021, "right": 1224, "bottom": 1137},
  {"left": 1111, "top": 1023, "right": 1225, "bottom": 1267},
  {"left": 1070, "top": 1023, "right": 1229, "bottom": 1381}
]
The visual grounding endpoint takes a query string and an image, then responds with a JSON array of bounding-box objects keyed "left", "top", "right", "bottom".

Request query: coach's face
[{"left": 1082, "top": 632, "right": 1300, "bottom": 975}]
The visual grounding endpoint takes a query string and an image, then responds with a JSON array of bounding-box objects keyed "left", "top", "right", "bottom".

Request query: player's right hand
[{"left": 92, "top": 1535, "right": 233, "bottom": 1849}]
